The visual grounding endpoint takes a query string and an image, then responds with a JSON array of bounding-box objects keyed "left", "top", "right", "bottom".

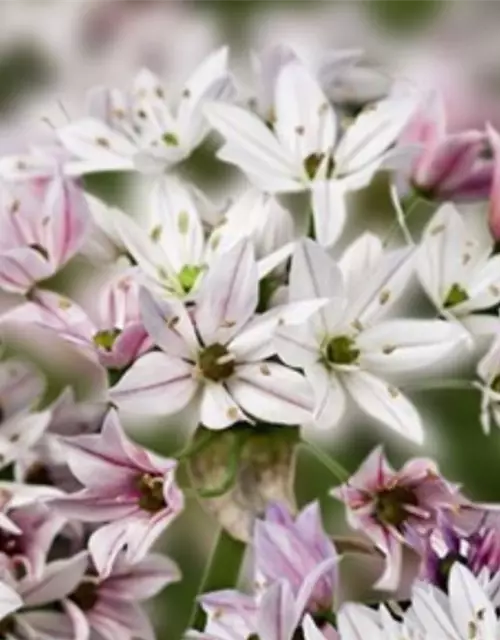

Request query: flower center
[
  {"left": 0, "top": 530, "right": 24, "bottom": 558},
  {"left": 70, "top": 578, "right": 99, "bottom": 611},
  {"left": 24, "top": 462, "right": 53, "bottom": 486},
  {"left": 0, "top": 616, "right": 15, "bottom": 636},
  {"left": 178, "top": 264, "right": 203, "bottom": 294},
  {"left": 162, "top": 132, "right": 179, "bottom": 147},
  {"left": 326, "top": 336, "right": 359, "bottom": 365},
  {"left": 198, "top": 343, "right": 235, "bottom": 382},
  {"left": 375, "top": 486, "right": 418, "bottom": 528},
  {"left": 93, "top": 328, "right": 122, "bottom": 351},
  {"left": 136, "top": 473, "right": 166, "bottom": 513},
  {"left": 443, "top": 283, "right": 469, "bottom": 308},
  {"left": 303, "top": 153, "right": 335, "bottom": 180},
  {"left": 491, "top": 375, "right": 500, "bottom": 393}
]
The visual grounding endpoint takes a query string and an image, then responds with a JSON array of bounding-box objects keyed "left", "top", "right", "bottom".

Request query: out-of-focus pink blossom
[
  {"left": 332, "top": 446, "right": 460, "bottom": 591},
  {"left": 0, "top": 177, "right": 90, "bottom": 295},
  {"left": 397, "top": 90, "right": 493, "bottom": 202},
  {"left": 51, "top": 410, "right": 184, "bottom": 577}
]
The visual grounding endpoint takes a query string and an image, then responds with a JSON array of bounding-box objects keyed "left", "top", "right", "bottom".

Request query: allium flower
[
  {"left": 275, "top": 237, "right": 464, "bottom": 440},
  {"left": 66, "top": 551, "right": 180, "bottom": 640},
  {"left": 410, "top": 563, "right": 499, "bottom": 640},
  {"left": 195, "top": 580, "right": 337, "bottom": 640},
  {"left": 0, "top": 551, "right": 89, "bottom": 640},
  {"left": 113, "top": 177, "right": 294, "bottom": 299},
  {"left": 111, "top": 240, "right": 316, "bottom": 429},
  {"left": 58, "top": 47, "right": 233, "bottom": 175},
  {"left": 51, "top": 410, "right": 184, "bottom": 576},
  {"left": 254, "top": 502, "right": 339, "bottom": 616},
  {"left": 0, "top": 499, "right": 65, "bottom": 579},
  {"left": 4, "top": 268, "right": 151, "bottom": 372},
  {"left": 397, "top": 90, "right": 492, "bottom": 202},
  {"left": 417, "top": 203, "right": 500, "bottom": 337},
  {"left": 205, "top": 57, "right": 416, "bottom": 246},
  {"left": 0, "top": 177, "right": 90, "bottom": 294},
  {"left": 332, "top": 447, "right": 460, "bottom": 590}
]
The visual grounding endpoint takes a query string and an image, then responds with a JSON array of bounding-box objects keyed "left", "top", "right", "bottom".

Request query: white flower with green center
[
  {"left": 113, "top": 176, "right": 295, "bottom": 299},
  {"left": 57, "top": 47, "right": 233, "bottom": 175},
  {"left": 275, "top": 237, "right": 465, "bottom": 441},
  {"left": 338, "top": 603, "right": 421, "bottom": 640},
  {"left": 417, "top": 203, "right": 500, "bottom": 338},
  {"left": 409, "top": 564, "right": 499, "bottom": 640},
  {"left": 205, "top": 57, "right": 416, "bottom": 247},
  {"left": 110, "top": 240, "right": 318, "bottom": 430}
]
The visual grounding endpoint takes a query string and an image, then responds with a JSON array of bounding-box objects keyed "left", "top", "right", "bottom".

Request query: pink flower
[
  {"left": 66, "top": 551, "right": 180, "bottom": 640},
  {"left": 398, "top": 90, "right": 492, "bottom": 202},
  {"left": 51, "top": 410, "right": 184, "bottom": 576},
  {"left": 332, "top": 446, "right": 459, "bottom": 591},
  {"left": 0, "top": 176, "right": 90, "bottom": 294},
  {"left": 3, "top": 268, "right": 152, "bottom": 371},
  {"left": 254, "top": 502, "right": 339, "bottom": 616}
]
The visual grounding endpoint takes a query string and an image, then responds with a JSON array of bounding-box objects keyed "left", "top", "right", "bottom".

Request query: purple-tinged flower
[
  {"left": 254, "top": 502, "right": 339, "bottom": 616},
  {"left": 66, "top": 551, "right": 180, "bottom": 640},
  {"left": 397, "top": 90, "right": 493, "bottom": 202},
  {"left": 51, "top": 410, "right": 184, "bottom": 576},
  {"left": 487, "top": 124, "right": 500, "bottom": 241},
  {"left": 0, "top": 177, "right": 90, "bottom": 294},
  {"left": 110, "top": 239, "right": 317, "bottom": 429},
  {"left": 332, "top": 446, "right": 459, "bottom": 591},
  {"left": 3, "top": 268, "right": 152, "bottom": 372}
]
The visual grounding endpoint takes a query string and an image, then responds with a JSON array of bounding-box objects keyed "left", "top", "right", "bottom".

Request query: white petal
[
  {"left": 342, "top": 370, "right": 423, "bottom": 443},
  {"left": 0, "top": 581, "right": 23, "bottom": 620},
  {"left": 339, "top": 232, "right": 383, "bottom": 294},
  {"left": 458, "top": 254, "right": 500, "bottom": 313},
  {"left": 306, "top": 363, "right": 347, "bottom": 430},
  {"left": 229, "top": 363, "right": 313, "bottom": 425},
  {"left": 345, "top": 246, "right": 414, "bottom": 326},
  {"left": 139, "top": 287, "right": 198, "bottom": 358},
  {"left": 110, "top": 352, "right": 197, "bottom": 415},
  {"left": 195, "top": 239, "right": 258, "bottom": 345},
  {"left": 357, "top": 319, "right": 466, "bottom": 374},
  {"left": 274, "top": 323, "right": 319, "bottom": 368},
  {"left": 274, "top": 59, "right": 337, "bottom": 164},
  {"left": 311, "top": 180, "right": 347, "bottom": 248},
  {"left": 416, "top": 203, "right": 468, "bottom": 308},
  {"left": 449, "top": 564, "right": 497, "bottom": 640},
  {"left": 151, "top": 176, "right": 204, "bottom": 272},
  {"left": 290, "top": 238, "right": 344, "bottom": 301},
  {"left": 337, "top": 603, "right": 383, "bottom": 640},
  {"left": 205, "top": 103, "right": 299, "bottom": 189},
  {"left": 58, "top": 119, "right": 136, "bottom": 173},
  {"left": 478, "top": 335, "right": 500, "bottom": 383},
  {"left": 200, "top": 383, "right": 245, "bottom": 430},
  {"left": 335, "top": 95, "right": 416, "bottom": 176}
]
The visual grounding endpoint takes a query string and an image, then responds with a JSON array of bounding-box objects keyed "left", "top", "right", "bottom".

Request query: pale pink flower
[
  {"left": 0, "top": 176, "right": 90, "bottom": 294},
  {"left": 66, "top": 551, "right": 180, "bottom": 640},
  {"left": 51, "top": 410, "right": 184, "bottom": 576},
  {"left": 111, "top": 239, "right": 317, "bottom": 430},
  {"left": 254, "top": 502, "right": 339, "bottom": 616},
  {"left": 3, "top": 268, "right": 151, "bottom": 371},
  {"left": 332, "top": 446, "right": 459, "bottom": 591},
  {"left": 487, "top": 125, "right": 500, "bottom": 241},
  {"left": 397, "top": 90, "right": 492, "bottom": 202}
]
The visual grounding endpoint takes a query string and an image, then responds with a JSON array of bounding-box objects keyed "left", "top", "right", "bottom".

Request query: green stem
[
  {"left": 175, "top": 429, "right": 217, "bottom": 461},
  {"left": 185, "top": 528, "right": 246, "bottom": 632},
  {"left": 402, "top": 379, "right": 478, "bottom": 392},
  {"left": 304, "top": 442, "right": 350, "bottom": 484}
]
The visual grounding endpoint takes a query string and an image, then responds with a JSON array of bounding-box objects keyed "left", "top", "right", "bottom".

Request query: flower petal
[
  {"left": 311, "top": 180, "right": 347, "bottom": 248},
  {"left": 200, "top": 383, "right": 246, "bottom": 430}
]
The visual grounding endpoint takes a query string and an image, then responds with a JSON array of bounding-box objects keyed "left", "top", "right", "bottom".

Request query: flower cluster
[{"left": 0, "top": 42, "right": 498, "bottom": 639}]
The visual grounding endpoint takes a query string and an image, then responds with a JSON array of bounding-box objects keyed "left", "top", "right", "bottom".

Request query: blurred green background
[{"left": 1, "top": 1, "right": 500, "bottom": 638}]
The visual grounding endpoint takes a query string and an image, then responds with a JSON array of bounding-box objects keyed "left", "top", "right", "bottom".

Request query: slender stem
[
  {"left": 304, "top": 442, "right": 350, "bottom": 483},
  {"left": 175, "top": 429, "right": 216, "bottom": 461},
  {"left": 383, "top": 186, "right": 421, "bottom": 247},
  {"left": 185, "top": 528, "right": 246, "bottom": 632}
]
